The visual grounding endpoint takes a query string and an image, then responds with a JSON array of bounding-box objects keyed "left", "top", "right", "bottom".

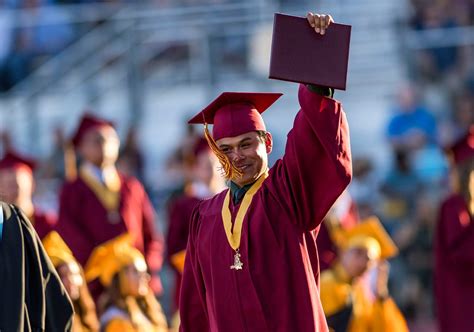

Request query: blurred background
[{"left": 0, "top": 0, "right": 472, "bottom": 330}]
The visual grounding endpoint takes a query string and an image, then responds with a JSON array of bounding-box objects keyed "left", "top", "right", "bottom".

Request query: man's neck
[{"left": 229, "top": 181, "right": 256, "bottom": 205}]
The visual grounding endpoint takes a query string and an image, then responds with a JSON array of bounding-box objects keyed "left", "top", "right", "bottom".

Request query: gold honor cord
[{"left": 221, "top": 171, "right": 269, "bottom": 270}]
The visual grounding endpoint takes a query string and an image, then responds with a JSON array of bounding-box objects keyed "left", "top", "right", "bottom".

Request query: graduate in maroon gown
[
  {"left": 167, "top": 137, "right": 226, "bottom": 319},
  {"left": 56, "top": 114, "right": 164, "bottom": 297},
  {"left": 0, "top": 151, "right": 56, "bottom": 239},
  {"left": 435, "top": 127, "right": 474, "bottom": 332},
  {"left": 179, "top": 14, "right": 352, "bottom": 332}
]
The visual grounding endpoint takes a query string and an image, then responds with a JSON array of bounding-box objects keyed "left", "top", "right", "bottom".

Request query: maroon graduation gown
[
  {"left": 167, "top": 194, "right": 202, "bottom": 310},
  {"left": 32, "top": 209, "right": 57, "bottom": 240},
  {"left": 435, "top": 193, "right": 474, "bottom": 332},
  {"left": 56, "top": 173, "right": 164, "bottom": 294},
  {"left": 179, "top": 85, "right": 352, "bottom": 332}
]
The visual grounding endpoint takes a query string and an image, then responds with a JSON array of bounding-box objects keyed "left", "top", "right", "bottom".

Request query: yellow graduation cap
[
  {"left": 42, "top": 231, "right": 78, "bottom": 268},
  {"left": 84, "top": 233, "right": 147, "bottom": 287},
  {"left": 338, "top": 216, "right": 398, "bottom": 260}
]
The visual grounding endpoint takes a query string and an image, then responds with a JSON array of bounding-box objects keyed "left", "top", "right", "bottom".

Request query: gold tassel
[
  {"left": 204, "top": 123, "right": 242, "bottom": 180},
  {"left": 64, "top": 141, "right": 77, "bottom": 181}
]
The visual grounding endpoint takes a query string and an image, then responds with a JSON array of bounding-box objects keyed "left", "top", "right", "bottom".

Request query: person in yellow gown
[
  {"left": 42, "top": 231, "right": 99, "bottom": 332},
  {"left": 84, "top": 234, "right": 168, "bottom": 332},
  {"left": 320, "top": 216, "right": 409, "bottom": 332}
]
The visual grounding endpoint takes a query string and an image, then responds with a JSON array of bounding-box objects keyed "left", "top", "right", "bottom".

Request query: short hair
[{"left": 256, "top": 131, "right": 267, "bottom": 143}]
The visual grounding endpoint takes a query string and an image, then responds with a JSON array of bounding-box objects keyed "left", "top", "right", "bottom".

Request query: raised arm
[{"left": 269, "top": 85, "right": 352, "bottom": 231}]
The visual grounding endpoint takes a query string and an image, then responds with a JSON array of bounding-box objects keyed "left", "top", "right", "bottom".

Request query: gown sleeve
[{"left": 268, "top": 84, "right": 352, "bottom": 231}]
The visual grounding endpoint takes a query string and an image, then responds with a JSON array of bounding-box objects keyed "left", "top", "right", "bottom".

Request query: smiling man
[{"left": 179, "top": 13, "right": 352, "bottom": 332}]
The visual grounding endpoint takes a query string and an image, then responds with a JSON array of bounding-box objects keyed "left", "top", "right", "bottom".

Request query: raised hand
[{"left": 306, "top": 13, "right": 334, "bottom": 35}]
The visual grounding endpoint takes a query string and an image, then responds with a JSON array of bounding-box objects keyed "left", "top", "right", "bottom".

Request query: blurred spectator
[
  {"left": 19, "top": 0, "right": 75, "bottom": 54},
  {"left": 320, "top": 217, "right": 409, "bottom": 332},
  {"left": 43, "top": 126, "right": 68, "bottom": 180},
  {"left": 380, "top": 149, "right": 421, "bottom": 233},
  {"left": 0, "top": 150, "right": 58, "bottom": 239},
  {"left": 117, "top": 126, "right": 145, "bottom": 183},
  {"left": 1, "top": 0, "right": 75, "bottom": 90},
  {"left": 387, "top": 84, "right": 437, "bottom": 151},
  {"left": 43, "top": 231, "right": 100, "bottom": 332},
  {"left": 387, "top": 84, "right": 447, "bottom": 185},
  {"left": 317, "top": 191, "right": 360, "bottom": 272},
  {"left": 389, "top": 192, "right": 436, "bottom": 321},
  {"left": 56, "top": 114, "right": 164, "bottom": 300},
  {"left": 435, "top": 128, "right": 474, "bottom": 332},
  {"left": 164, "top": 123, "right": 200, "bottom": 197},
  {"left": 411, "top": 1, "right": 462, "bottom": 82},
  {"left": 84, "top": 234, "right": 168, "bottom": 331},
  {"left": 442, "top": 89, "right": 474, "bottom": 143},
  {"left": 349, "top": 157, "right": 378, "bottom": 219}
]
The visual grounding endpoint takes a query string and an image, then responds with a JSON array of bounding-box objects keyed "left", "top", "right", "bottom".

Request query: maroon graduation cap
[
  {"left": 269, "top": 13, "right": 351, "bottom": 90},
  {"left": 446, "top": 127, "right": 474, "bottom": 165},
  {"left": 0, "top": 150, "right": 36, "bottom": 173},
  {"left": 188, "top": 92, "right": 282, "bottom": 140},
  {"left": 71, "top": 113, "right": 115, "bottom": 147},
  {"left": 188, "top": 92, "right": 282, "bottom": 179}
]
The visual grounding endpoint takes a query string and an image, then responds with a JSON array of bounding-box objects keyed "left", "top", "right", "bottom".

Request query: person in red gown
[
  {"left": 0, "top": 150, "right": 56, "bottom": 239},
  {"left": 435, "top": 127, "right": 474, "bottom": 332},
  {"left": 56, "top": 114, "right": 164, "bottom": 298},
  {"left": 179, "top": 14, "right": 352, "bottom": 332}
]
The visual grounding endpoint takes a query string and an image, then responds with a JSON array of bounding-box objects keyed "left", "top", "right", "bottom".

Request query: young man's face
[
  {"left": 78, "top": 125, "right": 120, "bottom": 168},
  {"left": 216, "top": 131, "right": 272, "bottom": 187}
]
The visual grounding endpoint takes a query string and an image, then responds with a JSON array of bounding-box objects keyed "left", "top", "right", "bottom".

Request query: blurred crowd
[
  {"left": 0, "top": 0, "right": 246, "bottom": 92},
  {"left": 345, "top": 0, "right": 474, "bottom": 328}
]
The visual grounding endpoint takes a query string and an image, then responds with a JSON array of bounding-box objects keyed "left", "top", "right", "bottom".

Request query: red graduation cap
[
  {"left": 71, "top": 113, "right": 115, "bottom": 147},
  {"left": 188, "top": 92, "right": 282, "bottom": 180},
  {"left": 446, "top": 126, "right": 474, "bottom": 165},
  {"left": 0, "top": 150, "right": 36, "bottom": 173},
  {"left": 188, "top": 92, "right": 282, "bottom": 140}
]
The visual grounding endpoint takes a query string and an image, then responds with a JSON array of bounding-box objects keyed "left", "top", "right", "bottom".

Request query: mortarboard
[
  {"left": 188, "top": 92, "right": 282, "bottom": 179},
  {"left": 71, "top": 113, "right": 115, "bottom": 148},
  {"left": 0, "top": 150, "right": 36, "bottom": 174},
  {"left": 338, "top": 216, "right": 398, "bottom": 260},
  {"left": 84, "top": 233, "right": 147, "bottom": 287},
  {"left": 188, "top": 92, "right": 282, "bottom": 140},
  {"left": 42, "top": 231, "right": 78, "bottom": 268},
  {"left": 445, "top": 126, "right": 474, "bottom": 165}
]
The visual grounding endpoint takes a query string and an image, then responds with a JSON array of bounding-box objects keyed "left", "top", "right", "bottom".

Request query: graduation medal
[{"left": 221, "top": 171, "right": 268, "bottom": 271}]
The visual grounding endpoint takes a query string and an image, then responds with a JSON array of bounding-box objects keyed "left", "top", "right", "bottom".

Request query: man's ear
[{"left": 265, "top": 132, "right": 273, "bottom": 154}]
